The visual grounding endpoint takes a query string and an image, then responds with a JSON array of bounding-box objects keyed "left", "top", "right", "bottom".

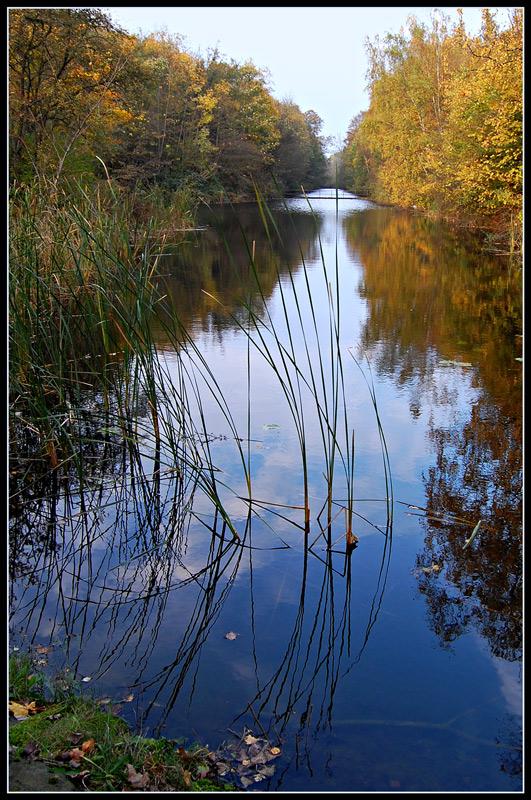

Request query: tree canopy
[
  {"left": 9, "top": 8, "right": 328, "bottom": 199},
  {"left": 338, "top": 9, "right": 522, "bottom": 236}
]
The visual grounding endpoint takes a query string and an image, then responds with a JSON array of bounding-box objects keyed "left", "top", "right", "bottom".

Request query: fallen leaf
[
  {"left": 96, "top": 697, "right": 112, "bottom": 706},
  {"left": 70, "top": 770, "right": 90, "bottom": 787},
  {"left": 36, "top": 645, "right": 53, "bottom": 654},
  {"left": 243, "top": 734, "right": 258, "bottom": 745},
  {"left": 269, "top": 747, "right": 281, "bottom": 756},
  {"left": 70, "top": 733, "right": 83, "bottom": 746},
  {"left": 22, "top": 742, "right": 40, "bottom": 761},
  {"left": 177, "top": 747, "right": 195, "bottom": 762},
  {"left": 9, "top": 701, "right": 30, "bottom": 719},
  {"left": 182, "top": 770, "right": 192, "bottom": 787},
  {"left": 257, "top": 765, "right": 275, "bottom": 778},
  {"left": 421, "top": 563, "right": 442, "bottom": 574},
  {"left": 81, "top": 738, "right": 95, "bottom": 755},
  {"left": 122, "top": 694, "right": 134, "bottom": 703},
  {"left": 126, "top": 764, "right": 149, "bottom": 789},
  {"left": 9, "top": 700, "right": 42, "bottom": 719},
  {"left": 224, "top": 631, "right": 238, "bottom": 640},
  {"left": 250, "top": 752, "right": 269, "bottom": 765},
  {"left": 69, "top": 748, "right": 84, "bottom": 767}
]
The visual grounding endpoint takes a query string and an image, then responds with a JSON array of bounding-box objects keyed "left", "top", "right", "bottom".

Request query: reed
[{"left": 10, "top": 177, "right": 393, "bottom": 567}]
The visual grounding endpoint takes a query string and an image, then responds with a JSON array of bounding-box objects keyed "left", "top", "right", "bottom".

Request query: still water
[{"left": 10, "top": 191, "right": 522, "bottom": 791}]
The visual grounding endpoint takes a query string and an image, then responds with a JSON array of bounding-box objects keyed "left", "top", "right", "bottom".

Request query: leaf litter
[{"left": 210, "top": 728, "right": 281, "bottom": 788}]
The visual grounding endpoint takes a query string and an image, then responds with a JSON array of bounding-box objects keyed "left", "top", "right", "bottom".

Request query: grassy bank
[{"left": 9, "top": 653, "right": 235, "bottom": 792}]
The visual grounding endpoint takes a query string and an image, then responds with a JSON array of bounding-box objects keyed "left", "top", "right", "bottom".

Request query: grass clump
[
  {"left": 10, "top": 697, "right": 234, "bottom": 791},
  {"left": 9, "top": 653, "right": 46, "bottom": 704},
  {"left": 9, "top": 655, "right": 235, "bottom": 792}
]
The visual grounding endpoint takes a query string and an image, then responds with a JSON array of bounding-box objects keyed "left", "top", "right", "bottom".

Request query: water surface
[{"left": 10, "top": 191, "right": 522, "bottom": 791}]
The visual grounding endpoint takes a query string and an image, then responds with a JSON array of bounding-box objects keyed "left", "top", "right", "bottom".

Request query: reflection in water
[
  {"left": 10, "top": 194, "right": 521, "bottom": 790},
  {"left": 342, "top": 206, "right": 522, "bottom": 784},
  {"left": 342, "top": 207, "right": 522, "bottom": 663},
  {"left": 151, "top": 204, "right": 324, "bottom": 345}
]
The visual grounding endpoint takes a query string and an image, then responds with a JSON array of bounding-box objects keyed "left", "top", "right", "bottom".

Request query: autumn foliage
[
  {"left": 339, "top": 9, "right": 522, "bottom": 239},
  {"left": 9, "top": 8, "right": 328, "bottom": 199}
]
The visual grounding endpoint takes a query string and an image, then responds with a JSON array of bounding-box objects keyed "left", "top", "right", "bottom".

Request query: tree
[
  {"left": 9, "top": 8, "right": 136, "bottom": 181},
  {"left": 273, "top": 100, "right": 312, "bottom": 192},
  {"left": 338, "top": 9, "right": 522, "bottom": 237},
  {"left": 205, "top": 56, "right": 280, "bottom": 196}
]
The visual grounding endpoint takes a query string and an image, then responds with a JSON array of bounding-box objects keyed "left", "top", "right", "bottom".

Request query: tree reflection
[
  {"left": 343, "top": 207, "right": 522, "bottom": 662},
  {"left": 417, "top": 397, "right": 522, "bottom": 661},
  {"left": 150, "top": 203, "right": 324, "bottom": 346}
]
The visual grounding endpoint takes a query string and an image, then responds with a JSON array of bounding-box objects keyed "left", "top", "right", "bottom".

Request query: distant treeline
[
  {"left": 9, "top": 8, "right": 328, "bottom": 199},
  {"left": 337, "top": 9, "right": 522, "bottom": 238}
]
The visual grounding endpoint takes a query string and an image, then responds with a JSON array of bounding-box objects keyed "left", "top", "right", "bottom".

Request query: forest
[
  {"left": 9, "top": 8, "right": 328, "bottom": 202},
  {"left": 337, "top": 8, "right": 522, "bottom": 243},
  {"left": 9, "top": 7, "right": 522, "bottom": 240}
]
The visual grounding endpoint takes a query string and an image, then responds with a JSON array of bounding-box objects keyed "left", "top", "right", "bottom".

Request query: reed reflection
[{"left": 150, "top": 204, "right": 324, "bottom": 346}]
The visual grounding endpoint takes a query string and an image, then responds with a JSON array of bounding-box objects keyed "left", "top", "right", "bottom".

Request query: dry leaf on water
[
  {"left": 243, "top": 734, "right": 258, "bottom": 745},
  {"left": 346, "top": 532, "right": 359, "bottom": 548},
  {"left": 224, "top": 631, "right": 238, "bottom": 640},
  {"left": 257, "top": 765, "right": 276, "bottom": 778},
  {"left": 122, "top": 693, "right": 134, "bottom": 702}
]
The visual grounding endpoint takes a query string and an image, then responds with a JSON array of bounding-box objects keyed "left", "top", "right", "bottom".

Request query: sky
[{"left": 102, "top": 6, "right": 503, "bottom": 145}]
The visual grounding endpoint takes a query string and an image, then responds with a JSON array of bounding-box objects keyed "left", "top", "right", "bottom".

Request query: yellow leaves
[
  {"left": 9, "top": 700, "right": 42, "bottom": 719},
  {"left": 354, "top": 10, "right": 522, "bottom": 219}
]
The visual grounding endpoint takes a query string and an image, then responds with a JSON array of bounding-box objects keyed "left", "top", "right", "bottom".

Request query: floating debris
[
  {"left": 210, "top": 729, "right": 282, "bottom": 788},
  {"left": 420, "top": 563, "right": 442, "bottom": 574},
  {"left": 463, "top": 520, "right": 482, "bottom": 549},
  {"left": 438, "top": 359, "right": 473, "bottom": 368}
]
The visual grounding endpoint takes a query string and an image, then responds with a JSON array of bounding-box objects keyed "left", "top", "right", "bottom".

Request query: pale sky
[{"left": 102, "top": 6, "right": 508, "bottom": 145}]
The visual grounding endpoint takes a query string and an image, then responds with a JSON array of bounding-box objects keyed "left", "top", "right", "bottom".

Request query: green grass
[
  {"left": 9, "top": 677, "right": 235, "bottom": 792},
  {"left": 9, "top": 653, "right": 46, "bottom": 704}
]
